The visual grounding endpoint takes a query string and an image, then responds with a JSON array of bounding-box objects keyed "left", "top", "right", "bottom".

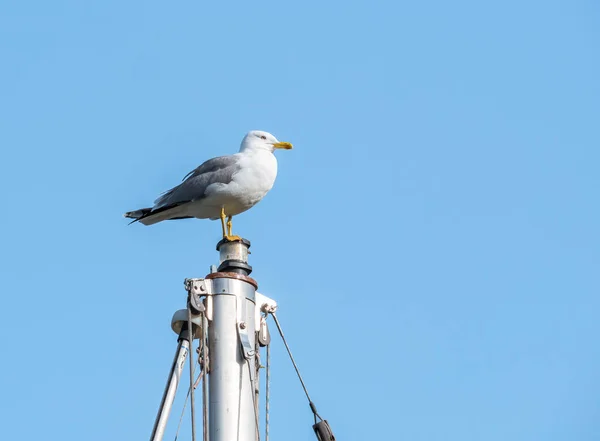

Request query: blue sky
[{"left": 1, "top": 0, "right": 598, "bottom": 440}]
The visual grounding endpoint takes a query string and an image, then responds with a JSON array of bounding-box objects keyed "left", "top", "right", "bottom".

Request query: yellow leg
[
  {"left": 227, "top": 216, "right": 233, "bottom": 237},
  {"left": 220, "top": 208, "right": 241, "bottom": 242},
  {"left": 219, "top": 207, "right": 227, "bottom": 237}
]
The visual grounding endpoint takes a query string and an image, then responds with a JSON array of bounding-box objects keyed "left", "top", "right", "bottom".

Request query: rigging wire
[
  {"left": 174, "top": 308, "right": 208, "bottom": 441},
  {"left": 269, "top": 312, "right": 323, "bottom": 424},
  {"left": 173, "top": 365, "right": 203, "bottom": 441},
  {"left": 187, "top": 302, "right": 198, "bottom": 441},
  {"left": 255, "top": 339, "right": 261, "bottom": 441},
  {"left": 265, "top": 339, "right": 271, "bottom": 441},
  {"left": 247, "top": 361, "right": 261, "bottom": 441},
  {"left": 201, "top": 313, "right": 209, "bottom": 441}
]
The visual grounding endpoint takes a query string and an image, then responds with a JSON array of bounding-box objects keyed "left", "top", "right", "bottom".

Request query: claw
[
  {"left": 220, "top": 208, "right": 241, "bottom": 241},
  {"left": 224, "top": 235, "right": 242, "bottom": 242}
]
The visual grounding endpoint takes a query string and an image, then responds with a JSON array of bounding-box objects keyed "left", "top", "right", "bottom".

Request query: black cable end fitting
[
  {"left": 313, "top": 420, "right": 335, "bottom": 441},
  {"left": 177, "top": 322, "right": 191, "bottom": 343},
  {"left": 217, "top": 259, "right": 253, "bottom": 276}
]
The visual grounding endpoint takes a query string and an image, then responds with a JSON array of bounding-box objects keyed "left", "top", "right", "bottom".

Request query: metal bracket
[
  {"left": 238, "top": 323, "right": 255, "bottom": 360},
  {"left": 184, "top": 278, "right": 214, "bottom": 316},
  {"left": 255, "top": 291, "right": 277, "bottom": 325}
]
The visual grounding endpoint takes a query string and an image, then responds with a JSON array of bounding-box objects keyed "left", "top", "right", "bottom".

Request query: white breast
[
  {"left": 234, "top": 150, "right": 278, "bottom": 195},
  {"left": 197, "top": 150, "right": 278, "bottom": 218}
]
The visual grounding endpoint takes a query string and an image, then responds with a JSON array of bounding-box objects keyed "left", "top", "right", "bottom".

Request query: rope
[
  {"left": 173, "top": 307, "right": 211, "bottom": 441},
  {"left": 255, "top": 341, "right": 261, "bottom": 441},
  {"left": 201, "top": 314, "right": 209, "bottom": 441},
  {"left": 187, "top": 302, "right": 198, "bottom": 441},
  {"left": 247, "top": 361, "right": 261, "bottom": 441},
  {"left": 269, "top": 313, "right": 323, "bottom": 423},
  {"left": 173, "top": 366, "right": 203, "bottom": 441},
  {"left": 174, "top": 308, "right": 207, "bottom": 441},
  {"left": 265, "top": 340, "right": 271, "bottom": 441}
]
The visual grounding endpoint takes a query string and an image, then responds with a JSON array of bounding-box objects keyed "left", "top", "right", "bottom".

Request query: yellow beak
[{"left": 273, "top": 141, "right": 293, "bottom": 150}]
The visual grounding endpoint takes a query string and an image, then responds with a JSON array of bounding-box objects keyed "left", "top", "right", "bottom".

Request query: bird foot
[{"left": 223, "top": 235, "right": 243, "bottom": 242}]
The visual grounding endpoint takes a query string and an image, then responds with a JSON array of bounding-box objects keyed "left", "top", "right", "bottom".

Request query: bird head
[{"left": 239, "top": 130, "right": 293, "bottom": 153}]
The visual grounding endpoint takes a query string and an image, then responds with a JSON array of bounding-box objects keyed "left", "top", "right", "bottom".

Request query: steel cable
[
  {"left": 187, "top": 302, "right": 197, "bottom": 441},
  {"left": 269, "top": 313, "right": 323, "bottom": 423}
]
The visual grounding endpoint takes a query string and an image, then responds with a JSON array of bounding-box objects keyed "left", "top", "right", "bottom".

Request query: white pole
[{"left": 150, "top": 334, "right": 191, "bottom": 441}]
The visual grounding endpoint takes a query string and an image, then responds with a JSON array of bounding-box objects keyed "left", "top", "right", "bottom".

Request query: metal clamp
[
  {"left": 238, "top": 322, "right": 255, "bottom": 360},
  {"left": 255, "top": 291, "right": 277, "bottom": 325},
  {"left": 184, "top": 278, "right": 213, "bottom": 314}
]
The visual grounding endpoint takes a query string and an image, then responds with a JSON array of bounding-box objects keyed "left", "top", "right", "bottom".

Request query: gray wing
[{"left": 153, "top": 155, "right": 241, "bottom": 209}]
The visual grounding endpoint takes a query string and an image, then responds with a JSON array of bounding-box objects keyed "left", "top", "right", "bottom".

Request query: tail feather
[
  {"left": 123, "top": 203, "right": 192, "bottom": 226},
  {"left": 124, "top": 208, "right": 152, "bottom": 224}
]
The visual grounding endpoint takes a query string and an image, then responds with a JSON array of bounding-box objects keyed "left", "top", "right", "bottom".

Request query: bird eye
[{"left": 260, "top": 135, "right": 267, "bottom": 140}]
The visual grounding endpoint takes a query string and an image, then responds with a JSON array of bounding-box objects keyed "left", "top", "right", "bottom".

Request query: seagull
[{"left": 124, "top": 130, "right": 292, "bottom": 241}]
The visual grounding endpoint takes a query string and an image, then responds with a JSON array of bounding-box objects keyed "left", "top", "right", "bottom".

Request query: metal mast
[
  {"left": 147, "top": 237, "right": 334, "bottom": 441},
  {"left": 206, "top": 238, "right": 258, "bottom": 441},
  {"left": 149, "top": 238, "right": 273, "bottom": 441}
]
